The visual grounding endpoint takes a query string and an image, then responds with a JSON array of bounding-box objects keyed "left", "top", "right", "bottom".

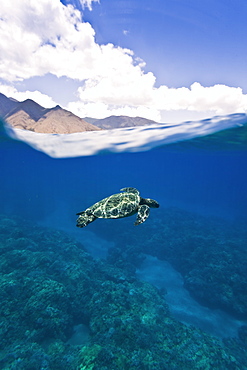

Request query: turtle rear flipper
[
  {"left": 141, "top": 198, "right": 159, "bottom": 208},
  {"left": 134, "top": 205, "right": 150, "bottom": 225}
]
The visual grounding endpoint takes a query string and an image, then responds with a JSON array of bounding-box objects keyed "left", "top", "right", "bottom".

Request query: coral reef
[
  {"left": 0, "top": 214, "right": 246, "bottom": 369},
  {"left": 108, "top": 208, "right": 247, "bottom": 319}
]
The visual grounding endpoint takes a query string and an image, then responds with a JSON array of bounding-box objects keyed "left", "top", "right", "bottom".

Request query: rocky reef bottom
[
  {"left": 106, "top": 208, "right": 247, "bottom": 319},
  {"left": 0, "top": 214, "right": 247, "bottom": 369}
]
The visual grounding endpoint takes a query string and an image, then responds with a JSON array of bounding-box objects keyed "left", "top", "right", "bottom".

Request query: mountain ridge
[
  {"left": 0, "top": 93, "right": 160, "bottom": 133},
  {"left": 5, "top": 98, "right": 51, "bottom": 122},
  {"left": 84, "top": 115, "right": 159, "bottom": 129},
  {"left": 0, "top": 94, "right": 101, "bottom": 134}
]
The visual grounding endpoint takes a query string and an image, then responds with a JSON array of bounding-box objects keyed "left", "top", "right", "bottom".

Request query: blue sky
[
  {"left": 0, "top": 0, "right": 246, "bottom": 123},
  {"left": 81, "top": 0, "right": 247, "bottom": 90}
]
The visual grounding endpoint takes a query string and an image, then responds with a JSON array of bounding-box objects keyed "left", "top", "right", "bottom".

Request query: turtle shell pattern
[{"left": 89, "top": 191, "right": 140, "bottom": 219}]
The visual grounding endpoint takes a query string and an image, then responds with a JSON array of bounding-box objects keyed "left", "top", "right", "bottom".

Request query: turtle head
[{"left": 140, "top": 197, "right": 159, "bottom": 208}]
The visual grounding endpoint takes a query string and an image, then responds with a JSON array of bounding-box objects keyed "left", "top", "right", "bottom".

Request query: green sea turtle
[{"left": 76, "top": 187, "right": 159, "bottom": 228}]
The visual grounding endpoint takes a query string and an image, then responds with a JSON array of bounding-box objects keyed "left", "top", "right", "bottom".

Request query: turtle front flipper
[
  {"left": 120, "top": 187, "right": 139, "bottom": 195},
  {"left": 134, "top": 205, "right": 150, "bottom": 225},
  {"left": 76, "top": 209, "right": 96, "bottom": 228}
]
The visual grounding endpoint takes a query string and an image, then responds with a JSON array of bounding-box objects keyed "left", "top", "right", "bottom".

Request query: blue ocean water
[
  {"left": 2, "top": 124, "right": 247, "bottom": 223},
  {"left": 1, "top": 117, "right": 247, "bottom": 368}
]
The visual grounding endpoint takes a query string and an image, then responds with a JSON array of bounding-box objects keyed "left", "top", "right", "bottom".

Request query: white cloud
[
  {"left": 68, "top": 101, "right": 162, "bottom": 122},
  {"left": 0, "top": 0, "right": 143, "bottom": 83},
  {"left": 0, "top": 0, "right": 98, "bottom": 80},
  {"left": 0, "top": 84, "right": 57, "bottom": 108},
  {"left": 68, "top": 82, "right": 247, "bottom": 122},
  {"left": 0, "top": 0, "right": 246, "bottom": 123},
  {"left": 78, "top": 0, "right": 99, "bottom": 10},
  {"left": 152, "top": 83, "right": 247, "bottom": 115}
]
